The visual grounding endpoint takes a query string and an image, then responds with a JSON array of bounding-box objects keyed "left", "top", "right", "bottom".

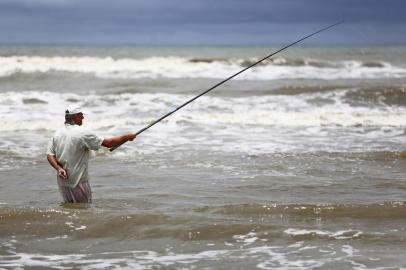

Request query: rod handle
[{"left": 109, "top": 141, "right": 125, "bottom": 152}]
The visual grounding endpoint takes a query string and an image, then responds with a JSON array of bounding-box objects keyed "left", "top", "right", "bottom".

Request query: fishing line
[{"left": 110, "top": 21, "right": 343, "bottom": 152}]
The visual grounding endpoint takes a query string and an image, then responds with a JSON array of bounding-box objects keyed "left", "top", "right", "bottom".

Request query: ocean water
[{"left": 0, "top": 45, "right": 405, "bottom": 269}]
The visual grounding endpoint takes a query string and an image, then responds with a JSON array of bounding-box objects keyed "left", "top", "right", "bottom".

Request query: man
[{"left": 46, "top": 105, "right": 136, "bottom": 204}]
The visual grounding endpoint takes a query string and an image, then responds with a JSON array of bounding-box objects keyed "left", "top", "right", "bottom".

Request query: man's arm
[
  {"left": 101, "top": 133, "right": 136, "bottom": 148},
  {"left": 47, "top": 154, "right": 68, "bottom": 179}
]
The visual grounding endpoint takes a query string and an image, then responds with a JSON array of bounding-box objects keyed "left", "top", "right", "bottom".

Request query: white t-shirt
[{"left": 47, "top": 124, "right": 103, "bottom": 188}]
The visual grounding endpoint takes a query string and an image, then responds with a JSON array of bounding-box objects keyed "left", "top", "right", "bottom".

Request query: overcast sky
[{"left": 0, "top": 0, "right": 405, "bottom": 45}]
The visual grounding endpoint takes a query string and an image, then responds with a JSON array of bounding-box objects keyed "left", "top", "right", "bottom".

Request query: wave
[
  {"left": 272, "top": 85, "right": 344, "bottom": 95},
  {"left": 0, "top": 90, "right": 405, "bottom": 133},
  {"left": 186, "top": 57, "right": 385, "bottom": 69},
  {"left": 271, "top": 84, "right": 406, "bottom": 106},
  {"left": 236, "top": 57, "right": 342, "bottom": 68},
  {"left": 194, "top": 201, "right": 406, "bottom": 219},
  {"left": 1, "top": 202, "right": 405, "bottom": 243},
  {"left": 0, "top": 249, "right": 238, "bottom": 270},
  {"left": 344, "top": 85, "right": 406, "bottom": 106},
  {"left": 0, "top": 206, "right": 266, "bottom": 241},
  {"left": 0, "top": 56, "right": 404, "bottom": 80},
  {"left": 0, "top": 242, "right": 359, "bottom": 270},
  {"left": 0, "top": 207, "right": 179, "bottom": 239},
  {"left": 2, "top": 202, "right": 405, "bottom": 239},
  {"left": 2, "top": 112, "right": 405, "bottom": 133}
]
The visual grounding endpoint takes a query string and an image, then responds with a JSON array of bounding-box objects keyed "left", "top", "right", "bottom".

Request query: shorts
[{"left": 59, "top": 181, "right": 92, "bottom": 204}]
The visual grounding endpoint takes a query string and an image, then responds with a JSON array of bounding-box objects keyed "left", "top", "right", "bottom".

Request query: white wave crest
[
  {"left": 284, "top": 228, "right": 363, "bottom": 239},
  {"left": 0, "top": 91, "right": 405, "bottom": 133},
  {"left": 0, "top": 56, "right": 405, "bottom": 80}
]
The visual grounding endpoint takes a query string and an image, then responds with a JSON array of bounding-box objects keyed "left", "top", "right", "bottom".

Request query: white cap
[{"left": 65, "top": 105, "right": 83, "bottom": 115}]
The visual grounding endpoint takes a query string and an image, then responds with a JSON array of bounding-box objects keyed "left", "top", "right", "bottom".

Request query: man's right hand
[
  {"left": 102, "top": 132, "right": 136, "bottom": 148},
  {"left": 126, "top": 133, "right": 136, "bottom": 141},
  {"left": 58, "top": 168, "right": 68, "bottom": 180}
]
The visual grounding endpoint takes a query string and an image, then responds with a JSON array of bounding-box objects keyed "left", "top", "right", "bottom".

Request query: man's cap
[{"left": 65, "top": 105, "right": 83, "bottom": 115}]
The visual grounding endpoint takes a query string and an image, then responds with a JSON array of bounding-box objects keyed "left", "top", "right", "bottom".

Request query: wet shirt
[{"left": 47, "top": 124, "right": 103, "bottom": 188}]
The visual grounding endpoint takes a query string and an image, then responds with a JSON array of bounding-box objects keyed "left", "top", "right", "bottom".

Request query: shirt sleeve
[
  {"left": 46, "top": 137, "right": 56, "bottom": 156},
  {"left": 81, "top": 133, "right": 103, "bottom": 151}
]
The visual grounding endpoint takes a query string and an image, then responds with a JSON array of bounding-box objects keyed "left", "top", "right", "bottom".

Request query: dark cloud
[{"left": 0, "top": 0, "right": 405, "bottom": 44}]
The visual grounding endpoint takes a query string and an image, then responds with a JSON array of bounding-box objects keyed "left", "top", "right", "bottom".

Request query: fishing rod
[{"left": 110, "top": 21, "right": 342, "bottom": 152}]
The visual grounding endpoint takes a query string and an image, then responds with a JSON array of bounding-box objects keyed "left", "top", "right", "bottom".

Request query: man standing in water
[{"left": 46, "top": 105, "right": 136, "bottom": 204}]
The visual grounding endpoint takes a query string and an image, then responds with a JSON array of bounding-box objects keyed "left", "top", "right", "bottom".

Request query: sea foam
[
  {"left": 0, "top": 56, "right": 405, "bottom": 80},
  {"left": 0, "top": 91, "right": 405, "bottom": 133}
]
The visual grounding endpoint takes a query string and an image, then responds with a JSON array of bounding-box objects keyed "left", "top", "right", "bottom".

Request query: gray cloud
[{"left": 0, "top": 0, "right": 405, "bottom": 44}]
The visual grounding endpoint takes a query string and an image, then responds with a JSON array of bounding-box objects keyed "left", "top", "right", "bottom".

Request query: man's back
[{"left": 47, "top": 124, "right": 102, "bottom": 188}]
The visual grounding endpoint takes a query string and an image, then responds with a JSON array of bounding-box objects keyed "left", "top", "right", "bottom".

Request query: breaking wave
[
  {"left": 0, "top": 56, "right": 405, "bottom": 80},
  {"left": 0, "top": 90, "right": 405, "bottom": 133}
]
